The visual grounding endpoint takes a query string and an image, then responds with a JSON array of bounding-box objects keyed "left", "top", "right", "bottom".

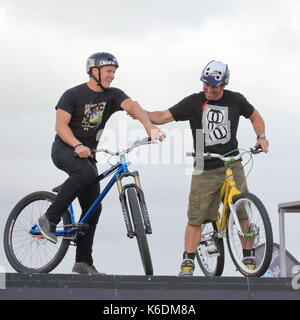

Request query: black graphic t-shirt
[
  {"left": 169, "top": 90, "right": 254, "bottom": 170},
  {"left": 52, "top": 83, "right": 129, "bottom": 152}
]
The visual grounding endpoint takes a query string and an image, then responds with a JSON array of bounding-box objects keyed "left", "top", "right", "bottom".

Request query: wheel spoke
[
  {"left": 4, "top": 192, "right": 71, "bottom": 273},
  {"left": 227, "top": 193, "right": 273, "bottom": 277},
  {"left": 196, "top": 222, "right": 224, "bottom": 276}
]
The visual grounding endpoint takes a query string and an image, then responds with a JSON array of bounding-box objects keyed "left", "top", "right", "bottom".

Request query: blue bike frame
[{"left": 31, "top": 155, "right": 130, "bottom": 238}]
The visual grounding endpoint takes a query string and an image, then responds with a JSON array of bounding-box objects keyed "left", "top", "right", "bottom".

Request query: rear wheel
[
  {"left": 4, "top": 191, "right": 71, "bottom": 273},
  {"left": 196, "top": 222, "right": 225, "bottom": 276},
  {"left": 226, "top": 192, "right": 273, "bottom": 277},
  {"left": 127, "top": 187, "right": 153, "bottom": 275}
]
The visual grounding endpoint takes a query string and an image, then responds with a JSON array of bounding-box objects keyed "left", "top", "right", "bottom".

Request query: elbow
[
  {"left": 55, "top": 122, "right": 61, "bottom": 134},
  {"left": 160, "top": 111, "right": 173, "bottom": 124}
]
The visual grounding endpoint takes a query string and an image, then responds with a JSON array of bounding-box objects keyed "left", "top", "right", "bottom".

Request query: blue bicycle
[{"left": 4, "top": 138, "right": 155, "bottom": 275}]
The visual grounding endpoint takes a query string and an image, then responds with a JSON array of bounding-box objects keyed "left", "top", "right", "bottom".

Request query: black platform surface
[{"left": 0, "top": 273, "right": 299, "bottom": 300}]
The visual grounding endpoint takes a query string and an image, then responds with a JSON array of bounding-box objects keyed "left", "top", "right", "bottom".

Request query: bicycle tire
[
  {"left": 196, "top": 222, "right": 225, "bottom": 276},
  {"left": 4, "top": 191, "right": 71, "bottom": 273},
  {"left": 226, "top": 192, "right": 273, "bottom": 277},
  {"left": 127, "top": 187, "right": 153, "bottom": 275}
]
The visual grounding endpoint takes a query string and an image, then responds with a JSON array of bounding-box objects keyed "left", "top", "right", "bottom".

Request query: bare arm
[
  {"left": 249, "top": 109, "right": 269, "bottom": 152},
  {"left": 55, "top": 109, "right": 91, "bottom": 158},
  {"left": 145, "top": 110, "right": 174, "bottom": 125},
  {"left": 121, "top": 98, "right": 165, "bottom": 141},
  {"left": 55, "top": 109, "right": 80, "bottom": 147}
]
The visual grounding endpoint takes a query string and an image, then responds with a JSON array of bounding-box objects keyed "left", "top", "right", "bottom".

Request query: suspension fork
[
  {"left": 228, "top": 187, "right": 244, "bottom": 237},
  {"left": 116, "top": 171, "right": 152, "bottom": 238}
]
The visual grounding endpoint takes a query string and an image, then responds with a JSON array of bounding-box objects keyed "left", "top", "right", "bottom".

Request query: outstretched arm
[
  {"left": 249, "top": 109, "right": 269, "bottom": 152},
  {"left": 127, "top": 108, "right": 174, "bottom": 125},
  {"left": 145, "top": 110, "right": 175, "bottom": 125},
  {"left": 121, "top": 98, "right": 165, "bottom": 141}
]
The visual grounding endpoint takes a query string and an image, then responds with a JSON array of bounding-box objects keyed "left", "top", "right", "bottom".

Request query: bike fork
[
  {"left": 116, "top": 171, "right": 152, "bottom": 238},
  {"left": 229, "top": 203, "right": 244, "bottom": 237}
]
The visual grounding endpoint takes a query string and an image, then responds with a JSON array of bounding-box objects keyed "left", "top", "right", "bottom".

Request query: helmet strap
[{"left": 90, "top": 68, "right": 106, "bottom": 91}]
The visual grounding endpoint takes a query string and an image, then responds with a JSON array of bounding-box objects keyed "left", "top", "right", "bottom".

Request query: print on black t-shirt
[
  {"left": 203, "top": 104, "right": 231, "bottom": 146},
  {"left": 82, "top": 102, "right": 106, "bottom": 131}
]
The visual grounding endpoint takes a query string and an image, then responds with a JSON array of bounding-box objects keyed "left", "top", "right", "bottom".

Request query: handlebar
[
  {"left": 93, "top": 137, "right": 155, "bottom": 156},
  {"left": 186, "top": 145, "right": 263, "bottom": 162}
]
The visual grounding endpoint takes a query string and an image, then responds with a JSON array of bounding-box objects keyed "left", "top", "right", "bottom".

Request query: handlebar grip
[{"left": 251, "top": 144, "right": 263, "bottom": 154}]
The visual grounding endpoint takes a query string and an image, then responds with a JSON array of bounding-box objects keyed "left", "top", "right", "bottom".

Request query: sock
[
  {"left": 183, "top": 251, "right": 196, "bottom": 260},
  {"left": 243, "top": 249, "right": 255, "bottom": 257}
]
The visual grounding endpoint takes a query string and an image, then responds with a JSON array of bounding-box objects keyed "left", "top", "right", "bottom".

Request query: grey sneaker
[
  {"left": 37, "top": 214, "right": 57, "bottom": 244},
  {"left": 72, "top": 262, "right": 106, "bottom": 275},
  {"left": 179, "top": 259, "right": 195, "bottom": 277}
]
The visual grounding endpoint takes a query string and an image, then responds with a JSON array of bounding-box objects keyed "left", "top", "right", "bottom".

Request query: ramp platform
[{"left": 0, "top": 273, "right": 299, "bottom": 300}]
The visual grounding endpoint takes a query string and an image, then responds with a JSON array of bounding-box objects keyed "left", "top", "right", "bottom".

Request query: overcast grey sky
[{"left": 1, "top": 0, "right": 300, "bottom": 276}]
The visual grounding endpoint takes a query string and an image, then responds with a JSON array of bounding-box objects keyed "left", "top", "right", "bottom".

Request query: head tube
[{"left": 120, "top": 155, "right": 129, "bottom": 172}]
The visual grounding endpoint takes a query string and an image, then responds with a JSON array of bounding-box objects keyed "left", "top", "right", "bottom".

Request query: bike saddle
[{"left": 52, "top": 184, "right": 62, "bottom": 193}]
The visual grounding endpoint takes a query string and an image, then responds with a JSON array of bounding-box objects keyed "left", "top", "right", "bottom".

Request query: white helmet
[{"left": 200, "top": 60, "right": 230, "bottom": 87}]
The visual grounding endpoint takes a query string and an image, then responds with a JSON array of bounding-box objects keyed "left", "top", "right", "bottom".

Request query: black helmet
[
  {"left": 200, "top": 60, "right": 229, "bottom": 87},
  {"left": 86, "top": 52, "right": 119, "bottom": 74}
]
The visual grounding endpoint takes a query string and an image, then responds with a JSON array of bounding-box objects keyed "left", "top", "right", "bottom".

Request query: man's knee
[{"left": 186, "top": 223, "right": 202, "bottom": 230}]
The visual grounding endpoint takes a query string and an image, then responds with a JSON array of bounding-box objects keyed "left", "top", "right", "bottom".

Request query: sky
[{"left": 1, "top": 0, "right": 300, "bottom": 277}]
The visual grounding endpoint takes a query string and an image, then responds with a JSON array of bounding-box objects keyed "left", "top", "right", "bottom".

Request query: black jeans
[{"left": 46, "top": 143, "right": 102, "bottom": 266}]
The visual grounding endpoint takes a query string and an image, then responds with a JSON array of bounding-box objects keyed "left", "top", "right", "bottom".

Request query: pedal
[
  {"left": 207, "top": 247, "right": 219, "bottom": 255},
  {"left": 206, "top": 245, "right": 220, "bottom": 256}
]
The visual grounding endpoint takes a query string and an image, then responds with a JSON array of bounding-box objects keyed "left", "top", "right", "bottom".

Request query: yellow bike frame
[{"left": 216, "top": 165, "right": 241, "bottom": 231}]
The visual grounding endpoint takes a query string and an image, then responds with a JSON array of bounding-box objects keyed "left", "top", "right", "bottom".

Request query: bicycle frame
[
  {"left": 30, "top": 154, "right": 151, "bottom": 240},
  {"left": 216, "top": 165, "right": 242, "bottom": 234}
]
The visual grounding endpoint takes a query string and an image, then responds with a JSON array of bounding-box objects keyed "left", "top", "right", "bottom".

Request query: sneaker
[
  {"left": 243, "top": 256, "right": 257, "bottom": 270},
  {"left": 72, "top": 262, "right": 106, "bottom": 275},
  {"left": 179, "top": 259, "right": 195, "bottom": 277},
  {"left": 37, "top": 214, "right": 57, "bottom": 244}
]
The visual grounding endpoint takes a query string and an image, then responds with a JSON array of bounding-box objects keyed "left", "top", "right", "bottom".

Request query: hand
[
  {"left": 147, "top": 125, "right": 166, "bottom": 142},
  {"left": 74, "top": 144, "right": 92, "bottom": 158},
  {"left": 126, "top": 111, "right": 136, "bottom": 119},
  {"left": 256, "top": 138, "right": 269, "bottom": 153}
]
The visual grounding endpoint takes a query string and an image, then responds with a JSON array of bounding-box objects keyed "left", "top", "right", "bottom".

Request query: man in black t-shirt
[
  {"left": 38, "top": 52, "right": 164, "bottom": 275},
  {"left": 144, "top": 60, "right": 269, "bottom": 276}
]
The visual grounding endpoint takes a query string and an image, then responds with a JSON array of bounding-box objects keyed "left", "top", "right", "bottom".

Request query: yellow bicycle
[{"left": 191, "top": 147, "right": 273, "bottom": 277}]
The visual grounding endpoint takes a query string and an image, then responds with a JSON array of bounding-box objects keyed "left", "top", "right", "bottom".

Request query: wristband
[
  {"left": 74, "top": 143, "right": 83, "bottom": 149},
  {"left": 257, "top": 133, "right": 266, "bottom": 140}
]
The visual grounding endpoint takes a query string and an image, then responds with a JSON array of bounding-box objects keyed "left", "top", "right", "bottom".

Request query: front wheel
[
  {"left": 4, "top": 191, "right": 71, "bottom": 273},
  {"left": 127, "top": 187, "right": 153, "bottom": 275},
  {"left": 226, "top": 192, "right": 273, "bottom": 277}
]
